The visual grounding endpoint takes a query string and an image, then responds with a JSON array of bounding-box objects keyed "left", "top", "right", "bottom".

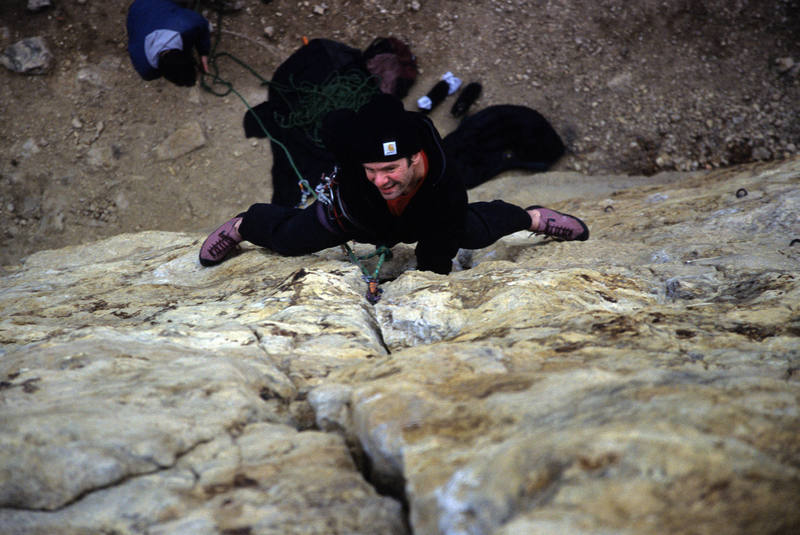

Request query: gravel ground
[{"left": 1, "top": 0, "right": 798, "bottom": 266}]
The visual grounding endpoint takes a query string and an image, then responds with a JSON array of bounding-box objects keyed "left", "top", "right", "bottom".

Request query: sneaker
[
  {"left": 450, "top": 82, "right": 482, "bottom": 117},
  {"left": 199, "top": 216, "right": 243, "bottom": 266},
  {"left": 526, "top": 205, "right": 589, "bottom": 241}
]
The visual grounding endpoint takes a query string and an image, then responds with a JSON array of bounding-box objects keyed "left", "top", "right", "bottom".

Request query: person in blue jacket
[{"left": 126, "top": 0, "right": 211, "bottom": 87}]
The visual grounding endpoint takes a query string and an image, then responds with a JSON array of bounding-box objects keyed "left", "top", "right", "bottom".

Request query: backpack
[
  {"left": 442, "top": 105, "right": 566, "bottom": 189},
  {"left": 362, "top": 36, "right": 418, "bottom": 99}
]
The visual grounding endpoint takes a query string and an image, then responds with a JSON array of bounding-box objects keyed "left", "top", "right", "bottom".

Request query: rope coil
[{"left": 271, "top": 72, "right": 379, "bottom": 148}]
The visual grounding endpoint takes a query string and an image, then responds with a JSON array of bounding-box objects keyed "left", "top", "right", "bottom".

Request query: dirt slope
[{"left": 1, "top": 0, "right": 798, "bottom": 266}]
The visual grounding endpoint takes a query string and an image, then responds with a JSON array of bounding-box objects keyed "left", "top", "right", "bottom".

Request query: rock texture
[
  {"left": 0, "top": 36, "right": 52, "bottom": 74},
  {"left": 1, "top": 158, "right": 799, "bottom": 534}
]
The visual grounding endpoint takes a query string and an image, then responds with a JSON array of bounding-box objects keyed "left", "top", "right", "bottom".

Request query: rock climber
[
  {"left": 199, "top": 93, "right": 589, "bottom": 274},
  {"left": 126, "top": 0, "right": 211, "bottom": 87}
]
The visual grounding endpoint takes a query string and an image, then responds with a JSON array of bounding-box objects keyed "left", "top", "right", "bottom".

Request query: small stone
[
  {"left": 48, "top": 212, "right": 64, "bottom": 232},
  {"left": 86, "top": 145, "right": 118, "bottom": 170},
  {"left": 154, "top": 121, "right": 207, "bottom": 161},
  {"left": 752, "top": 146, "right": 771, "bottom": 160},
  {"left": 774, "top": 57, "right": 794, "bottom": 73},
  {"left": 114, "top": 192, "right": 129, "bottom": 212},
  {"left": 187, "top": 86, "right": 201, "bottom": 104},
  {"left": 0, "top": 36, "right": 53, "bottom": 74},
  {"left": 76, "top": 67, "right": 108, "bottom": 89},
  {"left": 21, "top": 138, "right": 40, "bottom": 158}
]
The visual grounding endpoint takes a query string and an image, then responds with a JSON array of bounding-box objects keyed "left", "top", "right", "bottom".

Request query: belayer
[
  {"left": 199, "top": 94, "right": 589, "bottom": 275},
  {"left": 126, "top": 0, "right": 211, "bottom": 87}
]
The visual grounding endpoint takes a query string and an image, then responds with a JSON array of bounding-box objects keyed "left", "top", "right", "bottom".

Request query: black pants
[{"left": 238, "top": 200, "right": 531, "bottom": 256}]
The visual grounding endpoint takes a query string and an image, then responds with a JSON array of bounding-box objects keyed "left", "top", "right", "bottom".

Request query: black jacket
[{"left": 325, "top": 114, "right": 468, "bottom": 274}]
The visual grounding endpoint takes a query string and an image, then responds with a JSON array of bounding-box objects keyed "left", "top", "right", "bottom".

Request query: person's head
[
  {"left": 347, "top": 94, "right": 424, "bottom": 198},
  {"left": 363, "top": 153, "right": 424, "bottom": 200},
  {"left": 159, "top": 49, "right": 196, "bottom": 87}
]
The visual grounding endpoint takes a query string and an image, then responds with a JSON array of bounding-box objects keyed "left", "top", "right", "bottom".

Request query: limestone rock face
[{"left": 1, "top": 158, "right": 799, "bottom": 534}]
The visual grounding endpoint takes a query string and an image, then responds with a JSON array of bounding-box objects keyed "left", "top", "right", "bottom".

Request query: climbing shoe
[
  {"left": 199, "top": 216, "right": 243, "bottom": 266},
  {"left": 526, "top": 205, "right": 589, "bottom": 241}
]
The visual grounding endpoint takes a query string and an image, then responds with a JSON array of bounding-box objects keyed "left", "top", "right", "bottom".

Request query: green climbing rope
[
  {"left": 196, "top": 5, "right": 390, "bottom": 303},
  {"left": 270, "top": 71, "right": 379, "bottom": 147},
  {"left": 200, "top": 50, "right": 317, "bottom": 198},
  {"left": 343, "top": 244, "right": 392, "bottom": 279}
]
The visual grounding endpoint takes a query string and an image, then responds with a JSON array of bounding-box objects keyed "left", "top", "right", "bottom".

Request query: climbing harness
[{"left": 197, "top": 6, "right": 390, "bottom": 303}]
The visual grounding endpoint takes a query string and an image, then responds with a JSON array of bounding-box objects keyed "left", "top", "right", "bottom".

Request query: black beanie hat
[
  {"left": 349, "top": 94, "right": 422, "bottom": 163},
  {"left": 159, "top": 49, "right": 196, "bottom": 87}
]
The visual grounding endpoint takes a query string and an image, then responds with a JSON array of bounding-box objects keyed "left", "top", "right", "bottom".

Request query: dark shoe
[
  {"left": 526, "top": 205, "right": 589, "bottom": 241},
  {"left": 450, "top": 82, "right": 482, "bottom": 117},
  {"left": 199, "top": 216, "right": 243, "bottom": 266}
]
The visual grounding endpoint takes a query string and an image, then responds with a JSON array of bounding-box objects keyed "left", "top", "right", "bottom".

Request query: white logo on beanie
[{"left": 383, "top": 141, "right": 398, "bottom": 156}]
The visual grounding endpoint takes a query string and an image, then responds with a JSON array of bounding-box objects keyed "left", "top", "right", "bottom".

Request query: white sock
[{"left": 441, "top": 71, "right": 462, "bottom": 94}]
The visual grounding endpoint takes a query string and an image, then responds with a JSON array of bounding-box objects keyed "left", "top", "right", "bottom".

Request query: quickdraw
[
  {"left": 312, "top": 167, "right": 392, "bottom": 304},
  {"left": 342, "top": 243, "right": 392, "bottom": 305},
  {"left": 366, "top": 279, "right": 382, "bottom": 304},
  {"left": 297, "top": 166, "right": 337, "bottom": 208}
]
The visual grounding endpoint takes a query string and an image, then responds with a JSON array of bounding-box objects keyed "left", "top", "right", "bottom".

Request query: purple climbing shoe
[
  {"left": 527, "top": 205, "right": 589, "bottom": 241},
  {"left": 199, "top": 216, "right": 243, "bottom": 266}
]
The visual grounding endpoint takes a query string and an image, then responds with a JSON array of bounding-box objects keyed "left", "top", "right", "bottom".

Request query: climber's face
[{"left": 362, "top": 152, "right": 423, "bottom": 200}]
